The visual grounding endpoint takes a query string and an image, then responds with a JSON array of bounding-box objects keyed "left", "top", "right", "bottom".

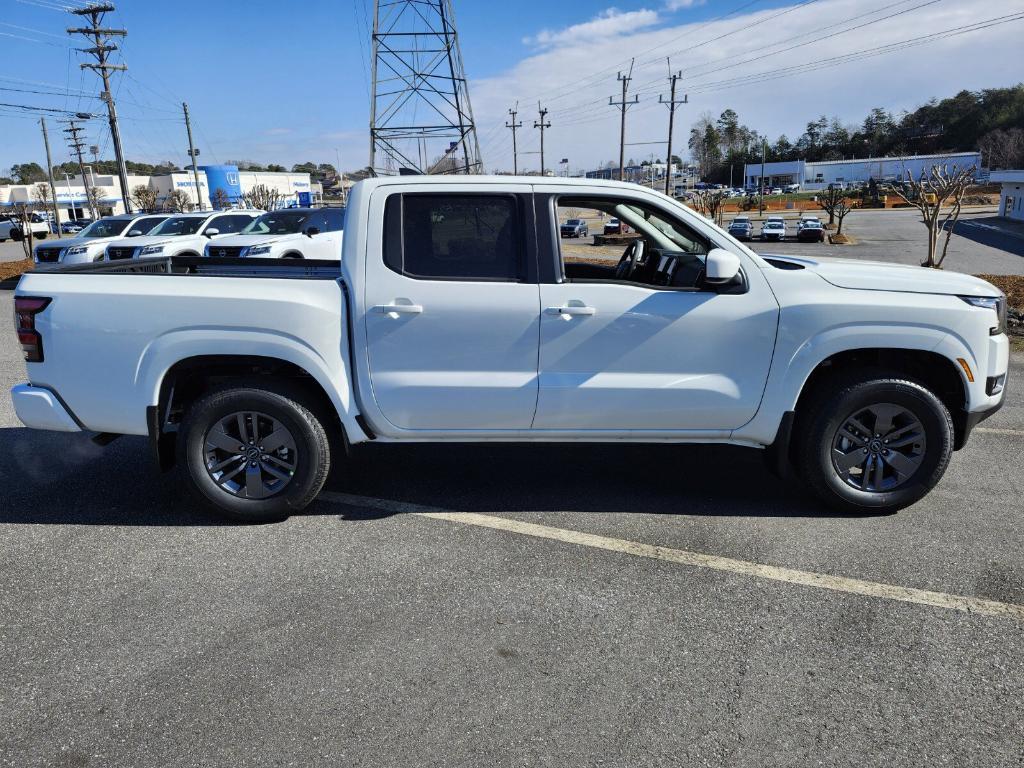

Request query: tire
[
  {"left": 37, "top": 232, "right": 47, "bottom": 240},
  {"left": 177, "top": 382, "right": 331, "bottom": 523},
  {"left": 796, "top": 372, "right": 954, "bottom": 514},
  {"left": 11, "top": 229, "right": 22, "bottom": 242},
  {"left": 282, "top": 252, "right": 303, "bottom": 259}
]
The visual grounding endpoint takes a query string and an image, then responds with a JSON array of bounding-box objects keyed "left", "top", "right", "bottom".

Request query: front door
[
  {"left": 364, "top": 188, "right": 540, "bottom": 431},
  {"left": 534, "top": 193, "right": 779, "bottom": 431}
]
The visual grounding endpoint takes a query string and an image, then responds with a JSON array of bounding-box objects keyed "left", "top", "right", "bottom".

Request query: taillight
[{"left": 14, "top": 296, "right": 51, "bottom": 363}]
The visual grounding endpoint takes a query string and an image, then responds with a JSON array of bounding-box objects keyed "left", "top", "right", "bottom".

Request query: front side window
[
  {"left": 210, "top": 215, "right": 254, "bottom": 234},
  {"left": 324, "top": 209, "right": 346, "bottom": 231},
  {"left": 384, "top": 194, "right": 521, "bottom": 281},
  {"left": 555, "top": 196, "right": 711, "bottom": 290},
  {"left": 151, "top": 216, "right": 206, "bottom": 236}
]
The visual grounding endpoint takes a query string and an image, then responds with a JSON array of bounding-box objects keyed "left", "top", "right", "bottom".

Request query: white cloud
[
  {"left": 525, "top": 7, "right": 661, "bottom": 48},
  {"left": 664, "top": 0, "right": 706, "bottom": 10},
  {"left": 474, "top": 0, "right": 1021, "bottom": 173}
]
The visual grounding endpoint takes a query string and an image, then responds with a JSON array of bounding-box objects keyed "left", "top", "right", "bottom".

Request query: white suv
[
  {"left": 105, "top": 210, "right": 261, "bottom": 261},
  {"left": 203, "top": 208, "right": 345, "bottom": 260},
  {"left": 1, "top": 212, "right": 52, "bottom": 242},
  {"left": 33, "top": 213, "right": 169, "bottom": 268}
]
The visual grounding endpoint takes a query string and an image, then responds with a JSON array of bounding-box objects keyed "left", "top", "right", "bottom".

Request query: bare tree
[
  {"left": 164, "top": 189, "right": 194, "bottom": 213},
  {"left": 32, "top": 183, "right": 51, "bottom": 207},
  {"left": 240, "top": 184, "right": 282, "bottom": 212},
  {"left": 10, "top": 201, "right": 41, "bottom": 259},
  {"left": 816, "top": 184, "right": 846, "bottom": 227},
  {"left": 690, "top": 189, "right": 727, "bottom": 226},
  {"left": 978, "top": 128, "right": 1024, "bottom": 171},
  {"left": 894, "top": 164, "right": 975, "bottom": 269},
  {"left": 130, "top": 185, "right": 158, "bottom": 212},
  {"left": 210, "top": 187, "right": 231, "bottom": 210},
  {"left": 86, "top": 186, "right": 105, "bottom": 217},
  {"left": 834, "top": 197, "right": 856, "bottom": 235}
]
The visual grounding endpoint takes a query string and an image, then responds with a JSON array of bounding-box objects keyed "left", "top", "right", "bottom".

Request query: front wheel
[
  {"left": 177, "top": 383, "right": 331, "bottom": 522},
  {"left": 797, "top": 374, "right": 954, "bottom": 514}
]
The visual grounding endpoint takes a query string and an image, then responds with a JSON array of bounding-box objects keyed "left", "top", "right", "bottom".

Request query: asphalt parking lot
[{"left": 2, "top": 247, "right": 1024, "bottom": 764}]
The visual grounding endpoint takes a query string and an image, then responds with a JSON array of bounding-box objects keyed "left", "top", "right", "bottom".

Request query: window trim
[{"left": 383, "top": 191, "right": 533, "bottom": 284}]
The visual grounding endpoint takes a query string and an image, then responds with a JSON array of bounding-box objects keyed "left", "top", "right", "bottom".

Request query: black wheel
[
  {"left": 11, "top": 229, "right": 22, "bottom": 242},
  {"left": 797, "top": 373, "right": 954, "bottom": 514},
  {"left": 37, "top": 232, "right": 47, "bottom": 240},
  {"left": 282, "top": 252, "right": 303, "bottom": 259},
  {"left": 177, "top": 383, "right": 331, "bottom": 522}
]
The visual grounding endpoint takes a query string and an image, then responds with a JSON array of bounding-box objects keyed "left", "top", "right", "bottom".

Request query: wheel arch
[{"left": 148, "top": 352, "right": 360, "bottom": 471}]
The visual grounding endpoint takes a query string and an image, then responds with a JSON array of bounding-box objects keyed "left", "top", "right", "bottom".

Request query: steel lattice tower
[{"left": 369, "top": 0, "right": 482, "bottom": 175}]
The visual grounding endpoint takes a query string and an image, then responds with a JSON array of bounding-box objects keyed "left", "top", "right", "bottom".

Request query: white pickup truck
[{"left": 11, "top": 176, "right": 1009, "bottom": 522}]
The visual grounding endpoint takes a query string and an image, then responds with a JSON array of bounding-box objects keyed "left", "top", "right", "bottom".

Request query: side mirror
[
  {"left": 204, "top": 228, "right": 220, "bottom": 238},
  {"left": 305, "top": 226, "right": 320, "bottom": 237},
  {"left": 127, "top": 230, "right": 143, "bottom": 237},
  {"left": 705, "top": 248, "right": 741, "bottom": 284}
]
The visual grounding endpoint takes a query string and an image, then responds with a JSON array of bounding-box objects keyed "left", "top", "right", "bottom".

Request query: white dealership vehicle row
[
  {"left": 31, "top": 213, "right": 170, "bottom": 267},
  {"left": 204, "top": 208, "right": 345, "bottom": 260},
  {"left": 11, "top": 176, "right": 1009, "bottom": 522},
  {"left": 103, "top": 209, "right": 262, "bottom": 261}
]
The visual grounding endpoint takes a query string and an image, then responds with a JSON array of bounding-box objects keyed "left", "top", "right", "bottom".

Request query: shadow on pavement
[
  {"left": 949, "top": 216, "right": 1024, "bottom": 259},
  {"left": 0, "top": 425, "right": 841, "bottom": 526}
]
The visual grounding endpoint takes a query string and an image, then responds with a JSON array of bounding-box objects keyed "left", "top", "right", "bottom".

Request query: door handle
[
  {"left": 545, "top": 305, "right": 596, "bottom": 317},
  {"left": 375, "top": 302, "right": 423, "bottom": 315}
]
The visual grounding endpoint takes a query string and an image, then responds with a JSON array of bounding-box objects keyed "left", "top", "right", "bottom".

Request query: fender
[
  {"left": 135, "top": 327, "right": 365, "bottom": 442},
  {"left": 733, "top": 321, "right": 972, "bottom": 446}
]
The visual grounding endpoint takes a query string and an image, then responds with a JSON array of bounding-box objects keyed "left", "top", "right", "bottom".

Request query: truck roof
[{"left": 357, "top": 175, "right": 664, "bottom": 193}]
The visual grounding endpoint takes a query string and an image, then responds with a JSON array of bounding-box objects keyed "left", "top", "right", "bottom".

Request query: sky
[{"left": 1, "top": 0, "right": 1022, "bottom": 177}]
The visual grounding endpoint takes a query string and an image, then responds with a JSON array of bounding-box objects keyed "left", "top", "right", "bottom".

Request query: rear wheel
[
  {"left": 797, "top": 373, "right": 954, "bottom": 513},
  {"left": 177, "top": 383, "right": 331, "bottom": 522}
]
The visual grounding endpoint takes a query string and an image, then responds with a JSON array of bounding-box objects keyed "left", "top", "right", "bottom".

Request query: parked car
[
  {"left": 760, "top": 217, "right": 787, "bottom": 241},
  {"left": 727, "top": 216, "right": 753, "bottom": 240},
  {"left": 797, "top": 217, "right": 825, "bottom": 242},
  {"left": 204, "top": 208, "right": 345, "bottom": 260},
  {"left": 33, "top": 213, "right": 169, "bottom": 268},
  {"left": 60, "top": 219, "right": 90, "bottom": 235},
  {"left": 784, "top": 183, "right": 800, "bottom": 193},
  {"left": 0, "top": 212, "right": 50, "bottom": 242},
  {"left": 11, "top": 175, "right": 1009, "bottom": 523},
  {"left": 603, "top": 217, "right": 624, "bottom": 235},
  {"left": 770, "top": 187, "right": 783, "bottom": 196},
  {"left": 104, "top": 210, "right": 261, "bottom": 261},
  {"left": 560, "top": 219, "right": 589, "bottom": 238}
]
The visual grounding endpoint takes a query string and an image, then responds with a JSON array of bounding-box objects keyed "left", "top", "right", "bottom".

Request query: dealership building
[
  {"left": 743, "top": 151, "right": 983, "bottom": 191},
  {"left": 0, "top": 165, "right": 319, "bottom": 223}
]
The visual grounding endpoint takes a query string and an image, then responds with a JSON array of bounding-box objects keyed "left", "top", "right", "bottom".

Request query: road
[{"left": 1, "top": 288, "right": 1023, "bottom": 767}]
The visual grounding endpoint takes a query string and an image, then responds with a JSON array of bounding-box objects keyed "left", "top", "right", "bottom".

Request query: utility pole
[
  {"left": 759, "top": 137, "right": 767, "bottom": 215},
  {"left": 658, "top": 66, "right": 687, "bottom": 196},
  {"left": 610, "top": 59, "right": 638, "bottom": 181},
  {"left": 63, "top": 121, "right": 97, "bottom": 219},
  {"left": 505, "top": 106, "right": 523, "bottom": 175},
  {"left": 182, "top": 102, "right": 204, "bottom": 211},
  {"left": 533, "top": 104, "right": 550, "bottom": 176},
  {"left": 68, "top": 3, "right": 132, "bottom": 213},
  {"left": 39, "top": 118, "right": 62, "bottom": 226}
]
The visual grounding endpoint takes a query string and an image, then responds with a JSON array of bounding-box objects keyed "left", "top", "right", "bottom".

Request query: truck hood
[
  {"left": 762, "top": 254, "right": 1001, "bottom": 297},
  {"left": 118, "top": 234, "right": 192, "bottom": 249},
  {"left": 37, "top": 235, "right": 118, "bottom": 250}
]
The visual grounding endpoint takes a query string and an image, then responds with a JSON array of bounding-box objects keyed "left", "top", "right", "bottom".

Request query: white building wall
[
  {"left": 745, "top": 152, "right": 982, "bottom": 191},
  {"left": 992, "top": 171, "right": 1024, "bottom": 222}
]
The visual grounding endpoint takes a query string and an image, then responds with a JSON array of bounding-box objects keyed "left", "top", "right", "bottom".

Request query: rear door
[{"left": 362, "top": 185, "right": 540, "bottom": 432}]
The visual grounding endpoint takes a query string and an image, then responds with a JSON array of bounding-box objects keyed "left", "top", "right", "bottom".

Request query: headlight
[
  {"left": 245, "top": 245, "right": 271, "bottom": 256},
  {"left": 959, "top": 294, "right": 1007, "bottom": 335},
  {"left": 139, "top": 245, "right": 165, "bottom": 256},
  {"left": 65, "top": 246, "right": 88, "bottom": 256}
]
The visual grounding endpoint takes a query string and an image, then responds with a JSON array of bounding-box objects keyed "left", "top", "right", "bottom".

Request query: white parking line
[
  {"left": 976, "top": 427, "right": 1024, "bottom": 436},
  {"left": 319, "top": 492, "right": 1024, "bottom": 621}
]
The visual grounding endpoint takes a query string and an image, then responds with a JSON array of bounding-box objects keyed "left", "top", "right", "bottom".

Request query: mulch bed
[{"left": 0, "top": 258, "right": 33, "bottom": 283}]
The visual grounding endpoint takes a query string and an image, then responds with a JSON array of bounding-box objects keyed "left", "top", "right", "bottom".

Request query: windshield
[
  {"left": 78, "top": 218, "right": 130, "bottom": 238},
  {"left": 242, "top": 211, "right": 311, "bottom": 236},
  {"left": 565, "top": 219, "right": 581, "bottom": 226},
  {"left": 150, "top": 216, "right": 206, "bottom": 236}
]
